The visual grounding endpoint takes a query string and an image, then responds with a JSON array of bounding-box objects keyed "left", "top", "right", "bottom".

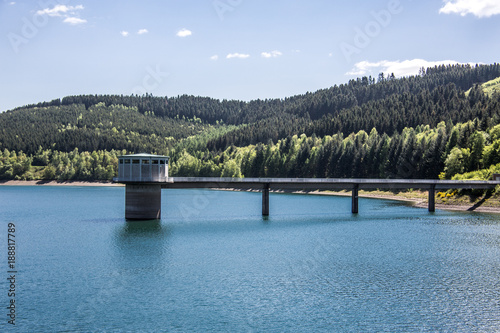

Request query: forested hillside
[{"left": 1, "top": 63, "right": 500, "bottom": 182}]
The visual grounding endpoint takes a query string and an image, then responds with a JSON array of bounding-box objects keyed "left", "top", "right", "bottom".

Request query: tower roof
[{"left": 119, "top": 153, "right": 169, "bottom": 159}]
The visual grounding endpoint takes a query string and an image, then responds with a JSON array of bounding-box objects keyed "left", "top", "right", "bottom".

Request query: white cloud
[
  {"left": 227, "top": 53, "right": 250, "bottom": 59},
  {"left": 36, "top": 5, "right": 86, "bottom": 25},
  {"left": 137, "top": 29, "right": 148, "bottom": 35},
  {"left": 176, "top": 28, "right": 192, "bottom": 37},
  {"left": 9, "top": 2, "right": 16, "bottom": 5},
  {"left": 345, "top": 59, "right": 477, "bottom": 77},
  {"left": 210, "top": 55, "right": 219, "bottom": 61},
  {"left": 120, "top": 31, "right": 129, "bottom": 37},
  {"left": 261, "top": 50, "right": 282, "bottom": 58},
  {"left": 439, "top": 0, "right": 500, "bottom": 18},
  {"left": 63, "top": 17, "right": 87, "bottom": 25},
  {"left": 37, "top": 5, "right": 84, "bottom": 17}
]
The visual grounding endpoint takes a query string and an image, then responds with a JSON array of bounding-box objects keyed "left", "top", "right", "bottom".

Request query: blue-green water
[{"left": 1, "top": 186, "right": 500, "bottom": 332}]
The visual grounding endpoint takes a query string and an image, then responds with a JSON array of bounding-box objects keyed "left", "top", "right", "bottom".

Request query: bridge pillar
[
  {"left": 352, "top": 184, "right": 359, "bottom": 214},
  {"left": 125, "top": 184, "right": 162, "bottom": 220},
  {"left": 428, "top": 185, "right": 436, "bottom": 212},
  {"left": 262, "top": 183, "right": 270, "bottom": 216}
]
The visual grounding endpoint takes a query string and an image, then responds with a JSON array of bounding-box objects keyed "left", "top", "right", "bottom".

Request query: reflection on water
[
  {"left": 123, "top": 219, "right": 163, "bottom": 233},
  {"left": 113, "top": 220, "right": 171, "bottom": 273}
]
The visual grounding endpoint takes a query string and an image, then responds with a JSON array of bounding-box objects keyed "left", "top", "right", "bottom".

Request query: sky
[{"left": 0, "top": 0, "right": 499, "bottom": 112}]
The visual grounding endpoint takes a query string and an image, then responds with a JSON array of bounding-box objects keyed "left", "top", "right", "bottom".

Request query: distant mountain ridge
[
  {"left": 1, "top": 63, "right": 500, "bottom": 183},
  {"left": 12, "top": 63, "right": 500, "bottom": 124},
  {"left": 2, "top": 63, "right": 499, "bottom": 155}
]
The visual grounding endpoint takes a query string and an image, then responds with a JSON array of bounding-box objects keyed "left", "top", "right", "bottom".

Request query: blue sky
[{"left": 1, "top": 0, "right": 499, "bottom": 111}]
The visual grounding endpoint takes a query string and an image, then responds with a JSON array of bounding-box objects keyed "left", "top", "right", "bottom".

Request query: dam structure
[
  {"left": 114, "top": 154, "right": 500, "bottom": 220},
  {"left": 115, "top": 153, "right": 170, "bottom": 220}
]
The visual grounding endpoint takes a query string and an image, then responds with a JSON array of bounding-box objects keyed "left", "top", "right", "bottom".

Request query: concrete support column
[
  {"left": 125, "top": 184, "right": 162, "bottom": 220},
  {"left": 262, "top": 183, "right": 270, "bottom": 216},
  {"left": 352, "top": 184, "right": 359, "bottom": 214},
  {"left": 428, "top": 185, "right": 436, "bottom": 212}
]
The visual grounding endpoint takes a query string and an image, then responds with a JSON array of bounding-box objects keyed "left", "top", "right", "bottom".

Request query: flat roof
[{"left": 119, "top": 153, "right": 170, "bottom": 158}]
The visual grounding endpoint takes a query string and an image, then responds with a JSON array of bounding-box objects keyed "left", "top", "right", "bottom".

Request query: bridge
[
  {"left": 114, "top": 175, "right": 500, "bottom": 219},
  {"left": 114, "top": 154, "right": 500, "bottom": 219}
]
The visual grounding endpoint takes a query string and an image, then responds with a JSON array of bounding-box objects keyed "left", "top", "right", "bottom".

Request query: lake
[{"left": 1, "top": 186, "right": 500, "bottom": 332}]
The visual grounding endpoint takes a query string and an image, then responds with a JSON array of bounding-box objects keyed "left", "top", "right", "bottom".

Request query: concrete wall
[{"left": 125, "top": 184, "right": 162, "bottom": 220}]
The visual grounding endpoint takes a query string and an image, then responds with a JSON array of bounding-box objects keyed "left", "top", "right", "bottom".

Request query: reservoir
[{"left": 1, "top": 186, "right": 500, "bottom": 332}]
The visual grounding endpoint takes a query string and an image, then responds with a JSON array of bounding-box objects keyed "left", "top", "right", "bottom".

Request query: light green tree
[
  {"left": 221, "top": 160, "right": 242, "bottom": 178},
  {"left": 443, "top": 147, "right": 470, "bottom": 179}
]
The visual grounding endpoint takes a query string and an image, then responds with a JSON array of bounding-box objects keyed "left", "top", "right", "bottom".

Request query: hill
[
  {"left": 1, "top": 63, "right": 500, "bottom": 181},
  {"left": 466, "top": 76, "right": 500, "bottom": 97}
]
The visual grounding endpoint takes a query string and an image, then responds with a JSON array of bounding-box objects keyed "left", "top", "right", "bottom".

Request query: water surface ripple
[{"left": 0, "top": 187, "right": 499, "bottom": 332}]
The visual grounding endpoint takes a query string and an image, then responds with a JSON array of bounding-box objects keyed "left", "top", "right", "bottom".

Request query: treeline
[
  {"left": 2, "top": 63, "right": 500, "bottom": 182},
  {"left": 0, "top": 148, "right": 122, "bottom": 181},
  {"left": 207, "top": 83, "right": 500, "bottom": 149},
  {"left": 14, "top": 63, "right": 500, "bottom": 127},
  {"left": 171, "top": 120, "right": 500, "bottom": 180},
  {"left": 4, "top": 64, "right": 499, "bottom": 157},
  {"left": 0, "top": 102, "right": 210, "bottom": 155},
  {"left": 3, "top": 119, "right": 500, "bottom": 182}
]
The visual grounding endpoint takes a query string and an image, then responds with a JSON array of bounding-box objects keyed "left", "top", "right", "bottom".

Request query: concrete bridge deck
[
  {"left": 114, "top": 177, "right": 500, "bottom": 218},
  {"left": 161, "top": 177, "right": 500, "bottom": 190}
]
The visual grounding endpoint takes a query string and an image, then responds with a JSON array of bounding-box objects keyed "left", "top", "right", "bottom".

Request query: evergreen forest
[{"left": 1, "top": 63, "right": 500, "bottom": 183}]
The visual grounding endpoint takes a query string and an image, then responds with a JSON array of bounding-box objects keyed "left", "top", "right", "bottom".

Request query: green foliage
[
  {"left": 221, "top": 160, "right": 242, "bottom": 178},
  {"left": 171, "top": 151, "right": 202, "bottom": 176},
  {"left": 483, "top": 139, "right": 500, "bottom": 166},
  {"left": 0, "top": 148, "right": 123, "bottom": 181},
  {"left": 468, "top": 131, "right": 485, "bottom": 170},
  {"left": 444, "top": 147, "right": 469, "bottom": 179},
  {"left": 207, "top": 64, "right": 500, "bottom": 149},
  {"left": 452, "top": 163, "right": 500, "bottom": 181},
  {"left": 1, "top": 63, "right": 500, "bottom": 182},
  {"left": 466, "top": 76, "right": 500, "bottom": 97},
  {"left": 0, "top": 103, "right": 209, "bottom": 155}
]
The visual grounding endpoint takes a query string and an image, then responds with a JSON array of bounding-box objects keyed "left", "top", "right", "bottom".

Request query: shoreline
[
  {"left": 2, "top": 180, "right": 499, "bottom": 214},
  {"left": 217, "top": 188, "right": 500, "bottom": 214},
  {"left": 315, "top": 190, "right": 500, "bottom": 214}
]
